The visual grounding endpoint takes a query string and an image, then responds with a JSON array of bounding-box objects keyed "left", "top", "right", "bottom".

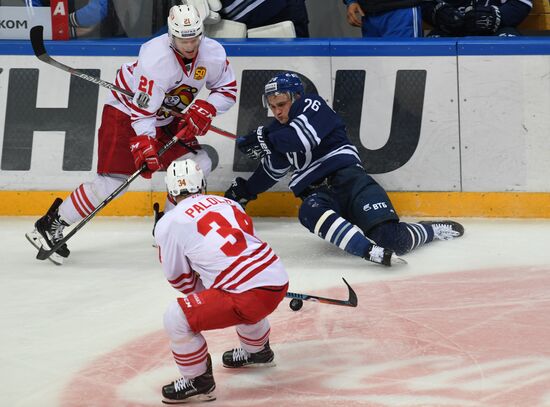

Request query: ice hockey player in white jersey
[
  {"left": 155, "top": 159, "right": 288, "bottom": 404},
  {"left": 26, "top": 4, "right": 237, "bottom": 265}
]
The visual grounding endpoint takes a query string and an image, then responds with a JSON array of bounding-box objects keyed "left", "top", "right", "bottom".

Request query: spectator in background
[
  {"left": 29, "top": 0, "right": 113, "bottom": 37},
  {"left": 154, "top": 0, "right": 310, "bottom": 38},
  {"left": 422, "top": 0, "right": 532, "bottom": 36},
  {"left": 343, "top": 0, "right": 423, "bottom": 37},
  {"left": 68, "top": 0, "right": 109, "bottom": 37},
  {"left": 218, "top": 0, "right": 310, "bottom": 37}
]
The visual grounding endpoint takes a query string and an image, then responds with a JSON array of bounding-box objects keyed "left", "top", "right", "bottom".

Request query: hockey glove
[
  {"left": 224, "top": 177, "right": 258, "bottom": 209},
  {"left": 432, "top": 2, "right": 465, "bottom": 34},
  {"left": 129, "top": 135, "right": 162, "bottom": 179},
  {"left": 236, "top": 126, "right": 273, "bottom": 160},
  {"left": 464, "top": 5, "right": 501, "bottom": 34},
  {"left": 178, "top": 99, "right": 217, "bottom": 141}
]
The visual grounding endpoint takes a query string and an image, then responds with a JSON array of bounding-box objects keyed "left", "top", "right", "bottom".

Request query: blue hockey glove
[
  {"left": 236, "top": 126, "right": 273, "bottom": 160},
  {"left": 224, "top": 177, "right": 257, "bottom": 209}
]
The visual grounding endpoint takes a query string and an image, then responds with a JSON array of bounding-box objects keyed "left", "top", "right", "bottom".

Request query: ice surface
[{"left": 1, "top": 217, "right": 550, "bottom": 406}]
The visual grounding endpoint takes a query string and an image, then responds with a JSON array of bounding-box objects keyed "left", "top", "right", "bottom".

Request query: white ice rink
[{"left": 2, "top": 216, "right": 550, "bottom": 407}]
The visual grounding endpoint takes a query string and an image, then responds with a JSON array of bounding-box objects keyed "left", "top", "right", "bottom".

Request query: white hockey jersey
[
  {"left": 106, "top": 34, "right": 237, "bottom": 137},
  {"left": 155, "top": 194, "right": 288, "bottom": 294}
]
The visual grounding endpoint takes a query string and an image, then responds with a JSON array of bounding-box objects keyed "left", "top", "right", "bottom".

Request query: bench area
[{"left": 520, "top": 0, "right": 550, "bottom": 32}]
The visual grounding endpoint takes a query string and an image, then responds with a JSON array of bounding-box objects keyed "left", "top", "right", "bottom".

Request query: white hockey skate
[
  {"left": 420, "top": 220, "right": 465, "bottom": 241},
  {"left": 365, "top": 245, "right": 407, "bottom": 267}
]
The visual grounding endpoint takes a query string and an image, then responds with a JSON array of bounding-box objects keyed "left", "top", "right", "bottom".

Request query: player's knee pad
[
  {"left": 368, "top": 221, "right": 423, "bottom": 256},
  {"left": 298, "top": 192, "right": 333, "bottom": 232},
  {"left": 163, "top": 300, "right": 194, "bottom": 343}
]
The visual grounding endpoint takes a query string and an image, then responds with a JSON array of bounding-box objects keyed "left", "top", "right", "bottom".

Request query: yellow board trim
[{"left": 1, "top": 191, "right": 549, "bottom": 218}]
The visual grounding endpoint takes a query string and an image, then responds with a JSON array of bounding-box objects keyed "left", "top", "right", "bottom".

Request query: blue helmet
[{"left": 262, "top": 72, "right": 304, "bottom": 108}]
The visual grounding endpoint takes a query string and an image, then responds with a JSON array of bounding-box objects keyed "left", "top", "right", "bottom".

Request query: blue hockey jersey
[
  {"left": 220, "top": 0, "right": 287, "bottom": 28},
  {"left": 245, "top": 94, "right": 362, "bottom": 197}
]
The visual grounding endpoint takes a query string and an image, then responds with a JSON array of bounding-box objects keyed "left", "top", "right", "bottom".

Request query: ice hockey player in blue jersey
[{"left": 224, "top": 72, "right": 464, "bottom": 267}]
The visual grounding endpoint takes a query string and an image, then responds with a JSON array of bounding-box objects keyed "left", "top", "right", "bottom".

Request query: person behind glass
[
  {"left": 156, "top": 159, "right": 289, "bottom": 403},
  {"left": 217, "top": 0, "right": 310, "bottom": 37},
  {"left": 225, "top": 72, "right": 465, "bottom": 267},
  {"left": 26, "top": 4, "right": 237, "bottom": 264},
  {"left": 29, "top": 0, "right": 108, "bottom": 37},
  {"left": 343, "top": 0, "right": 423, "bottom": 37},
  {"left": 422, "top": 0, "right": 532, "bottom": 36}
]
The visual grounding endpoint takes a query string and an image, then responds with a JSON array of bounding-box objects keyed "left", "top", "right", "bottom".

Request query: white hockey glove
[{"left": 186, "top": 0, "right": 222, "bottom": 25}]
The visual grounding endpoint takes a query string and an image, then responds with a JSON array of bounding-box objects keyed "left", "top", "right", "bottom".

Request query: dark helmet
[{"left": 262, "top": 72, "right": 304, "bottom": 108}]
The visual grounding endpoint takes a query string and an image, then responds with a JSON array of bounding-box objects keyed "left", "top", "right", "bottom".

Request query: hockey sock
[
  {"left": 58, "top": 174, "right": 127, "bottom": 224},
  {"left": 236, "top": 318, "right": 270, "bottom": 354},
  {"left": 369, "top": 221, "right": 433, "bottom": 255},
  {"left": 313, "top": 210, "right": 373, "bottom": 258},
  {"left": 164, "top": 301, "right": 209, "bottom": 378}
]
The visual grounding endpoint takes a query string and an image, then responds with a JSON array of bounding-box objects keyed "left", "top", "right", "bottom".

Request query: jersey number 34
[{"left": 197, "top": 207, "right": 254, "bottom": 257}]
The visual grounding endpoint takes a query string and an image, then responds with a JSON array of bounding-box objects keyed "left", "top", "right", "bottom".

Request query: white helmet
[
  {"left": 167, "top": 4, "right": 203, "bottom": 39},
  {"left": 165, "top": 159, "right": 206, "bottom": 197}
]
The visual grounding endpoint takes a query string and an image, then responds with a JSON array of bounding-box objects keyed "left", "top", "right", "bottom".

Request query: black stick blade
[
  {"left": 342, "top": 277, "right": 358, "bottom": 307},
  {"left": 36, "top": 246, "right": 54, "bottom": 260},
  {"left": 30, "top": 25, "right": 46, "bottom": 58}
]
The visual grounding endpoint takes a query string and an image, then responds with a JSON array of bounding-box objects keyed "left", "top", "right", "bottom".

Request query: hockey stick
[
  {"left": 285, "top": 277, "right": 358, "bottom": 307},
  {"left": 162, "top": 125, "right": 197, "bottom": 155},
  {"left": 29, "top": 25, "right": 237, "bottom": 141},
  {"left": 35, "top": 133, "right": 182, "bottom": 261}
]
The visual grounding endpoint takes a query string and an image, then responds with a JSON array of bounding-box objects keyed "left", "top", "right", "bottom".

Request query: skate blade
[
  {"left": 25, "top": 231, "right": 64, "bottom": 266},
  {"left": 223, "top": 361, "right": 276, "bottom": 369},
  {"left": 391, "top": 254, "right": 408, "bottom": 266},
  {"left": 162, "top": 392, "right": 216, "bottom": 404}
]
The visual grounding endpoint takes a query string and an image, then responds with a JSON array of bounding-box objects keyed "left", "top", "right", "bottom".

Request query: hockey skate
[
  {"left": 25, "top": 198, "right": 70, "bottom": 265},
  {"left": 420, "top": 221, "right": 464, "bottom": 241},
  {"left": 222, "top": 341, "right": 275, "bottom": 368},
  {"left": 364, "top": 245, "right": 407, "bottom": 267},
  {"left": 162, "top": 354, "right": 216, "bottom": 404}
]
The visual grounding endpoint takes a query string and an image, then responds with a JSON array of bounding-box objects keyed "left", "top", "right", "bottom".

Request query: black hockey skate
[
  {"left": 364, "top": 245, "right": 407, "bottom": 267},
  {"left": 162, "top": 354, "right": 216, "bottom": 404},
  {"left": 420, "top": 220, "right": 465, "bottom": 241},
  {"left": 25, "top": 198, "right": 70, "bottom": 265},
  {"left": 222, "top": 341, "right": 275, "bottom": 368}
]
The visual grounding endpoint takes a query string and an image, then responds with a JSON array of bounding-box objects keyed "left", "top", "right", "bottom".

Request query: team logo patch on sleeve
[{"left": 194, "top": 67, "right": 206, "bottom": 80}]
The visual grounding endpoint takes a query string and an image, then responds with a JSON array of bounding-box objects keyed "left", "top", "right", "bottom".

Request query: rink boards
[{"left": 0, "top": 38, "right": 549, "bottom": 217}]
